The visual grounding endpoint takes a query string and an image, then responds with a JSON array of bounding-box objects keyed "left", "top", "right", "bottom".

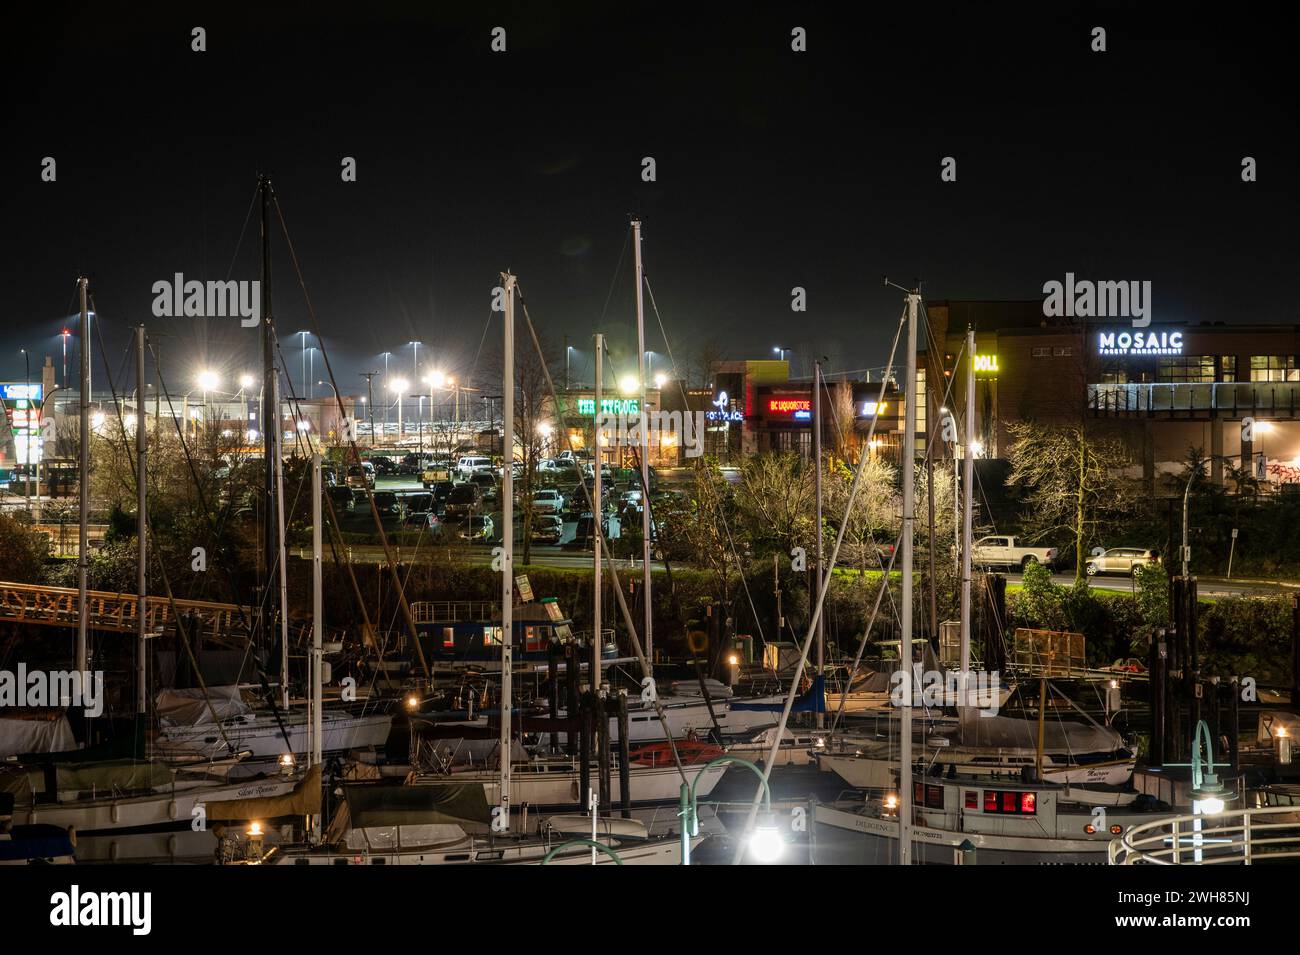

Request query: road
[{"left": 344, "top": 476, "right": 1296, "bottom": 594}]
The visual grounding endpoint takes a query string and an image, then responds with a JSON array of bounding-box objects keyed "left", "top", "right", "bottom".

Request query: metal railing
[
  {"left": 1110, "top": 806, "right": 1300, "bottom": 864},
  {"left": 1088, "top": 381, "right": 1300, "bottom": 417}
]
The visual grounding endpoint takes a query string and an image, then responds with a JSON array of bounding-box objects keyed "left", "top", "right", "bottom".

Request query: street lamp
[
  {"left": 679, "top": 755, "right": 780, "bottom": 865},
  {"left": 773, "top": 346, "right": 791, "bottom": 363},
  {"left": 389, "top": 376, "right": 408, "bottom": 439},
  {"left": 298, "top": 331, "right": 311, "bottom": 398},
  {"left": 618, "top": 375, "right": 638, "bottom": 396}
]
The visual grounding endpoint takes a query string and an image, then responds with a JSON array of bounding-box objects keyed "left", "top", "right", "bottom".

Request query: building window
[
  {"left": 1031, "top": 346, "right": 1051, "bottom": 358},
  {"left": 1156, "top": 356, "right": 1215, "bottom": 383},
  {"left": 1219, "top": 356, "right": 1237, "bottom": 383},
  {"left": 1099, "top": 370, "right": 1129, "bottom": 385},
  {"left": 1250, "top": 356, "right": 1299, "bottom": 382},
  {"left": 443, "top": 627, "right": 455, "bottom": 649},
  {"left": 915, "top": 369, "right": 926, "bottom": 435},
  {"left": 1053, "top": 346, "right": 1073, "bottom": 357}
]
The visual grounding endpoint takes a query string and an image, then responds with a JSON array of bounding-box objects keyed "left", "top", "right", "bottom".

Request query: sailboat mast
[
  {"left": 959, "top": 327, "right": 975, "bottom": 699},
  {"left": 898, "top": 290, "right": 920, "bottom": 866},
  {"left": 814, "top": 359, "right": 824, "bottom": 728},
  {"left": 274, "top": 373, "right": 290, "bottom": 711},
  {"left": 592, "top": 332, "right": 603, "bottom": 689},
  {"left": 136, "top": 324, "right": 148, "bottom": 716},
  {"left": 310, "top": 453, "right": 323, "bottom": 770},
  {"left": 632, "top": 217, "right": 652, "bottom": 669},
  {"left": 499, "top": 271, "right": 516, "bottom": 824},
  {"left": 259, "top": 176, "right": 278, "bottom": 661},
  {"left": 77, "top": 277, "right": 90, "bottom": 680}
]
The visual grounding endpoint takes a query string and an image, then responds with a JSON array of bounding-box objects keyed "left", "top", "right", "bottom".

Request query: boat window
[
  {"left": 981, "top": 790, "right": 1037, "bottom": 815},
  {"left": 443, "top": 627, "right": 455, "bottom": 648},
  {"left": 964, "top": 791, "right": 978, "bottom": 810},
  {"left": 913, "top": 782, "right": 943, "bottom": 808}
]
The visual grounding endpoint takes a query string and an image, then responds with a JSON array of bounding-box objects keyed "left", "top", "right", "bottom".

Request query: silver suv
[{"left": 1086, "top": 547, "right": 1160, "bottom": 577}]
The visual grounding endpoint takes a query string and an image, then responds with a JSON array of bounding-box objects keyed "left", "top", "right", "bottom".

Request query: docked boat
[
  {"left": 816, "top": 713, "right": 1135, "bottom": 790},
  {"left": 152, "top": 686, "right": 392, "bottom": 763},
  {"left": 0, "top": 756, "right": 303, "bottom": 836},
  {"left": 811, "top": 773, "right": 1172, "bottom": 864},
  {"left": 252, "top": 781, "right": 698, "bottom": 865}
]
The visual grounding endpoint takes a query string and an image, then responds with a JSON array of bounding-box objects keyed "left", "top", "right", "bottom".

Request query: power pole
[{"left": 136, "top": 325, "right": 148, "bottom": 717}]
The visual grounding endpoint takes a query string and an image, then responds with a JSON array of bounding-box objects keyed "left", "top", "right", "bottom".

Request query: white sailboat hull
[
  {"left": 15, "top": 774, "right": 302, "bottom": 835},
  {"left": 155, "top": 710, "right": 392, "bottom": 761},
  {"left": 441, "top": 760, "right": 727, "bottom": 809}
]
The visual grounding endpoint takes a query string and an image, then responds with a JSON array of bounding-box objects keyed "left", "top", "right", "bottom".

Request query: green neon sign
[{"left": 576, "top": 397, "right": 640, "bottom": 416}]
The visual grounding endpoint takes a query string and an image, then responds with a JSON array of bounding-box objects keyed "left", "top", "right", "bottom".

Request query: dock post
[{"left": 616, "top": 687, "right": 631, "bottom": 819}]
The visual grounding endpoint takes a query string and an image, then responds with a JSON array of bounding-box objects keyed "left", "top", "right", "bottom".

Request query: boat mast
[
  {"left": 274, "top": 372, "right": 290, "bottom": 711},
  {"left": 959, "top": 327, "right": 975, "bottom": 708},
  {"left": 632, "top": 218, "right": 652, "bottom": 669},
  {"left": 136, "top": 324, "right": 148, "bottom": 718},
  {"left": 77, "top": 277, "right": 90, "bottom": 683},
  {"left": 310, "top": 450, "right": 323, "bottom": 837},
  {"left": 258, "top": 175, "right": 280, "bottom": 681},
  {"left": 499, "top": 271, "right": 516, "bottom": 826},
  {"left": 898, "top": 290, "right": 920, "bottom": 866},
  {"left": 592, "top": 332, "right": 604, "bottom": 690},
  {"left": 814, "top": 359, "right": 824, "bottom": 728}
]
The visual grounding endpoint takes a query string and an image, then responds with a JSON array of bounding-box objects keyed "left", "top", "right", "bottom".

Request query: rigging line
[
  {"left": 138, "top": 330, "right": 295, "bottom": 749},
  {"left": 83, "top": 304, "right": 239, "bottom": 747},
  {"left": 271, "top": 194, "right": 430, "bottom": 680},
  {"left": 223, "top": 183, "right": 261, "bottom": 282},
  {"left": 514, "top": 277, "right": 689, "bottom": 785},
  {"left": 641, "top": 276, "right": 769, "bottom": 646},
  {"left": 729, "top": 302, "right": 908, "bottom": 864}
]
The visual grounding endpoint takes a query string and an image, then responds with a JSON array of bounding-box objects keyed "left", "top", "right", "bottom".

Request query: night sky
[{"left": 3, "top": 2, "right": 1294, "bottom": 395}]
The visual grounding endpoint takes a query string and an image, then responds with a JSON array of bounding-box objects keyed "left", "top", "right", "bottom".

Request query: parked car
[
  {"left": 456, "top": 455, "right": 493, "bottom": 477},
  {"left": 372, "top": 490, "right": 405, "bottom": 520},
  {"left": 1087, "top": 548, "right": 1160, "bottom": 577},
  {"left": 427, "top": 479, "right": 456, "bottom": 514},
  {"left": 533, "top": 488, "right": 565, "bottom": 514},
  {"left": 367, "top": 456, "right": 397, "bottom": 476},
  {"left": 458, "top": 514, "right": 495, "bottom": 541},
  {"left": 444, "top": 482, "right": 483, "bottom": 520},
  {"left": 530, "top": 514, "right": 564, "bottom": 544},
  {"left": 970, "top": 535, "right": 1057, "bottom": 571},
  {"left": 326, "top": 486, "right": 355, "bottom": 512},
  {"left": 401, "top": 491, "right": 433, "bottom": 516},
  {"left": 346, "top": 462, "right": 375, "bottom": 489},
  {"left": 470, "top": 471, "right": 498, "bottom": 502}
]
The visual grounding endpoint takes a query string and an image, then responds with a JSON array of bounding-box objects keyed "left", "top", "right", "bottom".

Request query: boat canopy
[
  {"left": 957, "top": 711, "right": 1123, "bottom": 754},
  {"left": 730, "top": 676, "right": 826, "bottom": 714},
  {"left": 156, "top": 685, "right": 249, "bottom": 726},
  {"left": 206, "top": 765, "right": 322, "bottom": 822},
  {"left": 343, "top": 782, "right": 491, "bottom": 829}
]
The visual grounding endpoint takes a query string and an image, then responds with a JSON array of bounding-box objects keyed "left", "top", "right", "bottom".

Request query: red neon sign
[{"left": 767, "top": 397, "right": 811, "bottom": 414}]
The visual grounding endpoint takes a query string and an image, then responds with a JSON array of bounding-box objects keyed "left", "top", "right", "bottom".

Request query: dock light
[
  {"left": 405, "top": 694, "right": 420, "bottom": 711},
  {"left": 727, "top": 653, "right": 739, "bottom": 666},
  {"left": 748, "top": 812, "right": 784, "bottom": 864},
  {"left": 247, "top": 821, "right": 263, "bottom": 837},
  {"left": 278, "top": 753, "right": 295, "bottom": 775},
  {"left": 619, "top": 375, "right": 638, "bottom": 396},
  {"left": 1277, "top": 726, "right": 1293, "bottom": 766},
  {"left": 813, "top": 737, "right": 826, "bottom": 750},
  {"left": 883, "top": 792, "right": 899, "bottom": 813}
]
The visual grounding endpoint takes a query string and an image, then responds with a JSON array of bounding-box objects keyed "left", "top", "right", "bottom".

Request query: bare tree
[{"left": 1006, "top": 420, "right": 1140, "bottom": 580}]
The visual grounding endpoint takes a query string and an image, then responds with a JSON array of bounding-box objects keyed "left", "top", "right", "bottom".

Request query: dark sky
[{"left": 3, "top": 1, "right": 1295, "bottom": 396}]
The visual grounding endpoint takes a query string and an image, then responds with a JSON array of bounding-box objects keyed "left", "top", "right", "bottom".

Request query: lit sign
[
  {"left": 767, "top": 397, "right": 811, "bottom": 416},
  {"left": 1097, "top": 330, "right": 1183, "bottom": 356},
  {"left": 576, "top": 397, "right": 640, "bottom": 416},
  {"left": 706, "top": 390, "right": 743, "bottom": 422},
  {"left": 1, "top": 384, "right": 41, "bottom": 401},
  {"left": 860, "top": 401, "right": 888, "bottom": 416},
  {"left": 974, "top": 354, "right": 999, "bottom": 373}
]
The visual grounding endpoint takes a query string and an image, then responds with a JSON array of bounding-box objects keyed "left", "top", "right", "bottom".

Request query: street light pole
[
  {"left": 22, "top": 348, "right": 31, "bottom": 514},
  {"left": 77, "top": 277, "right": 90, "bottom": 680}
]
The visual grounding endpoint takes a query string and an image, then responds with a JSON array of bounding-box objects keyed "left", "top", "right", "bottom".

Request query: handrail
[{"left": 1110, "top": 805, "right": 1300, "bottom": 864}]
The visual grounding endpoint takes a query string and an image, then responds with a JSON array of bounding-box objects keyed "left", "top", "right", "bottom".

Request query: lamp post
[
  {"left": 773, "top": 345, "right": 791, "bottom": 364},
  {"left": 679, "top": 755, "right": 780, "bottom": 865},
  {"left": 389, "top": 377, "right": 408, "bottom": 441},
  {"left": 380, "top": 352, "right": 392, "bottom": 440},
  {"left": 298, "top": 331, "right": 310, "bottom": 398},
  {"left": 20, "top": 348, "right": 31, "bottom": 512},
  {"left": 60, "top": 328, "right": 70, "bottom": 389}
]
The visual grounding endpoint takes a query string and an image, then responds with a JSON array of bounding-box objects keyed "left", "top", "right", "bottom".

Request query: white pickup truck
[{"left": 971, "top": 535, "right": 1057, "bottom": 571}]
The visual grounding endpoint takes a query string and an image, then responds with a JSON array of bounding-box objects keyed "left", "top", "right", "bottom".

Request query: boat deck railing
[{"left": 1110, "top": 806, "right": 1300, "bottom": 864}]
